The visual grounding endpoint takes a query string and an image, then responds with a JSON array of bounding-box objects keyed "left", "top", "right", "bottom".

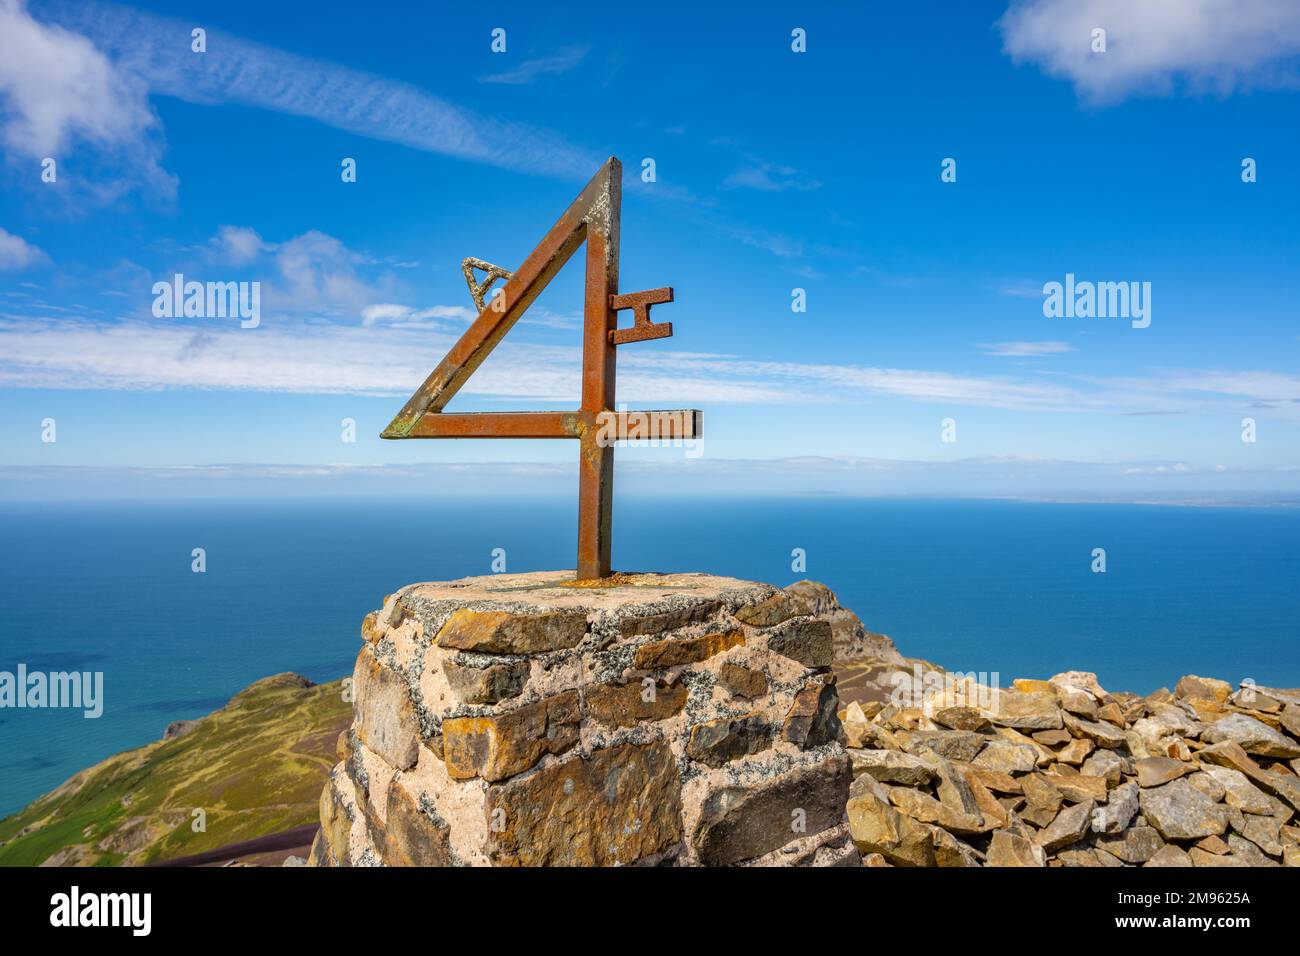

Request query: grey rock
[
  {"left": 1139, "top": 779, "right": 1228, "bottom": 841},
  {"left": 1091, "top": 781, "right": 1140, "bottom": 834},
  {"left": 1201, "top": 713, "right": 1300, "bottom": 759}
]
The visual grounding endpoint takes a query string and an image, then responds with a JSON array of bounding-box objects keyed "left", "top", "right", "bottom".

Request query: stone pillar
[{"left": 310, "top": 571, "right": 859, "bottom": 867}]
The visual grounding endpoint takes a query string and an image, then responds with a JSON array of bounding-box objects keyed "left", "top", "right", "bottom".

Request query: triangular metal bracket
[{"left": 461, "top": 257, "right": 514, "bottom": 312}]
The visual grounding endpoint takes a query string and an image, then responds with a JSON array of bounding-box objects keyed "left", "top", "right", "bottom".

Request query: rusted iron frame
[
  {"left": 381, "top": 157, "right": 700, "bottom": 580},
  {"left": 381, "top": 161, "right": 617, "bottom": 436}
]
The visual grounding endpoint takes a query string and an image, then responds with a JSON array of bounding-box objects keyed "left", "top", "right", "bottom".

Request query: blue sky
[{"left": 1, "top": 0, "right": 1299, "bottom": 500}]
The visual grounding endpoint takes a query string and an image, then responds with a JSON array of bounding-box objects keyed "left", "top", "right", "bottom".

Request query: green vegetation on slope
[{"left": 0, "top": 673, "right": 351, "bottom": 867}]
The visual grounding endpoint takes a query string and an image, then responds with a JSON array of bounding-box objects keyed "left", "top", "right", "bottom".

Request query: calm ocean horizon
[{"left": 1, "top": 495, "right": 1297, "bottom": 816}]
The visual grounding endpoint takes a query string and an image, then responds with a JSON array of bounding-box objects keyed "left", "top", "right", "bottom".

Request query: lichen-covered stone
[
  {"left": 718, "top": 661, "right": 767, "bottom": 699},
  {"left": 442, "top": 657, "right": 529, "bottom": 705},
  {"left": 686, "top": 715, "right": 772, "bottom": 767},
  {"left": 619, "top": 599, "right": 720, "bottom": 637},
  {"left": 316, "top": 571, "right": 863, "bottom": 868},
  {"left": 585, "top": 678, "right": 687, "bottom": 728},
  {"left": 765, "top": 618, "right": 834, "bottom": 668},
  {"left": 436, "top": 607, "right": 588, "bottom": 655},
  {"left": 632, "top": 628, "right": 744, "bottom": 669},
  {"left": 381, "top": 776, "right": 455, "bottom": 866},
  {"left": 733, "top": 592, "right": 802, "bottom": 627},
  {"left": 781, "top": 680, "right": 842, "bottom": 748},
  {"left": 694, "top": 752, "right": 851, "bottom": 866},
  {"left": 441, "top": 690, "right": 580, "bottom": 782},
  {"left": 361, "top": 610, "right": 384, "bottom": 644},
  {"left": 353, "top": 650, "right": 420, "bottom": 771},
  {"left": 485, "top": 740, "right": 682, "bottom": 866}
]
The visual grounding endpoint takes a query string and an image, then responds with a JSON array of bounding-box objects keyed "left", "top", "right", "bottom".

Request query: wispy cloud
[
  {"left": 978, "top": 341, "right": 1074, "bottom": 357},
  {"left": 360, "top": 303, "right": 475, "bottom": 327},
  {"left": 3, "top": 310, "right": 1297, "bottom": 419},
  {"left": 40, "top": 0, "right": 601, "bottom": 183},
  {"left": 479, "top": 46, "right": 588, "bottom": 84},
  {"left": 0, "top": 226, "right": 47, "bottom": 269},
  {"left": 1000, "top": 0, "right": 1300, "bottom": 103},
  {"left": 723, "top": 159, "right": 821, "bottom": 193},
  {"left": 997, "top": 278, "right": 1045, "bottom": 299}
]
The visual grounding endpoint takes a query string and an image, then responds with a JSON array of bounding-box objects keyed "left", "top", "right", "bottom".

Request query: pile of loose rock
[{"left": 843, "top": 671, "right": 1300, "bottom": 866}]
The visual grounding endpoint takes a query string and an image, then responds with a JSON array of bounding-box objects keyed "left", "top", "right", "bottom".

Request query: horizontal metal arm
[
  {"left": 385, "top": 411, "right": 580, "bottom": 439},
  {"left": 384, "top": 409, "right": 702, "bottom": 442}
]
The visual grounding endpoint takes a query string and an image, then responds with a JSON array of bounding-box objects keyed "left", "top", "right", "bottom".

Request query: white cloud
[
  {"left": 0, "top": 0, "right": 173, "bottom": 201},
  {"left": 723, "top": 161, "right": 821, "bottom": 193},
  {"left": 4, "top": 310, "right": 1297, "bottom": 420},
  {"left": 360, "top": 303, "right": 475, "bottom": 327},
  {"left": 208, "top": 225, "right": 268, "bottom": 266},
  {"left": 0, "top": 314, "right": 786, "bottom": 403},
  {"left": 1144, "top": 369, "right": 1300, "bottom": 403},
  {"left": 271, "top": 231, "right": 380, "bottom": 312},
  {"left": 0, "top": 226, "right": 47, "bottom": 269},
  {"left": 193, "top": 226, "right": 398, "bottom": 315},
  {"left": 479, "top": 47, "right": 589, "bottom": 85},
  {"left": 978, "top": 341, "right": 1075, "bottom": 357},
  {"left": 1000, "top": 0, "right": 1300, "bottom": 103}
]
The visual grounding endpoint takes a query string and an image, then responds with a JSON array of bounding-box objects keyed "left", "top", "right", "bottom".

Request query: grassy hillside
[{"left": 0, "top": 673, "right": 351, "bottom": 867}]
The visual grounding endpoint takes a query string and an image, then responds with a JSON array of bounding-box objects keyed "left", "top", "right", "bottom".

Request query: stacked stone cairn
[
  {"left": 310, "top": 572, "right": 863, "bottom": 866},
  {"left": 844, "top": 671, "right": 1300, "bottom": 866}
]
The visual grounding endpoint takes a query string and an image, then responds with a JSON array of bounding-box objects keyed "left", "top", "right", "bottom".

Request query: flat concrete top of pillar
[{"left": 395, "top": 570, "right": 769, "bottom": 611}]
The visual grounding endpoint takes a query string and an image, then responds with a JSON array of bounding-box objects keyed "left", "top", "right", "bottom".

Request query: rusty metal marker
[{"left": 382, "top": 157, "right": 701, "bottom": 580}]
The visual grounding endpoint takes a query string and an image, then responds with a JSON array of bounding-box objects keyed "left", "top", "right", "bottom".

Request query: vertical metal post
[{"left": 577, "top": 160, "right": 621, "bottom": 579}]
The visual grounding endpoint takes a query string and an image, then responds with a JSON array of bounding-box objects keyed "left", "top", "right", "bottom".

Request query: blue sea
[{"left": 2, "top": 496, "right": 1298, "bottom": 817}]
